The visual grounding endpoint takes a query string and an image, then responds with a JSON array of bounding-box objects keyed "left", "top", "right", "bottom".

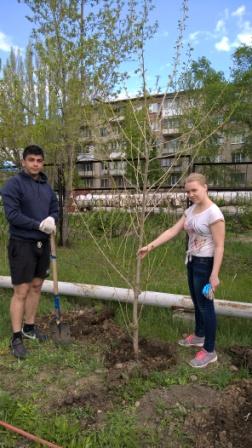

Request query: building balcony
[
  {"left": 170, "top": 165, "right": 182, "bottom": 172},
  {"left": 109, "top": 169, "right": 126, "bottom": 176},
  {"left": 162, "top": 127, "right": 180, "bottom": 135},
  {"left": 78, "top": 170, "right": 94, "bottom": 178}
]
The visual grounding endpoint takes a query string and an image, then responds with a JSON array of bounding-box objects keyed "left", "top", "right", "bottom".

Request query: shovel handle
[{"left": 50, "top": 233, "right": 58, "bottom": 296}]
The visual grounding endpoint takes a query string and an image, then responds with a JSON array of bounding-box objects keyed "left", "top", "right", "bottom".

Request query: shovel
[{"left": 49, "top": 233, "right": 71, "bottom": 344}]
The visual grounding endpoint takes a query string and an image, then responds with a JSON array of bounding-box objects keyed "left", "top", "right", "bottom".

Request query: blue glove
[{"left": 202, "top": 283, "right": 214, "bottom": 300}]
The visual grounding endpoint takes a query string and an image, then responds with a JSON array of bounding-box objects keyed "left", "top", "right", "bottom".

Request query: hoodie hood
[{"left": 20, "top": 170, "right": 48, "bottom": 183}]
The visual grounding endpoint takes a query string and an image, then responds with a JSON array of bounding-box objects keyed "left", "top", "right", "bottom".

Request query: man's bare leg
[
  {"left": 22, "top": 278, "right": 47, "bottom": 341},
  {"left": 24, "top": 277, "right": 43, "bottom": 324},
  {"left": 10, "top": 283, "right": 30, "bottom": 332}
]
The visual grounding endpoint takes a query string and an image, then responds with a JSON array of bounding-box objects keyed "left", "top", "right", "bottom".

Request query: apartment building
[{"left": 76, "top": 92, "right": 252, "bottom": 189}]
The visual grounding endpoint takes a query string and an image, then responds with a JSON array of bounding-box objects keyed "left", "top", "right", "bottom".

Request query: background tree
[
  {"left": 17, "top": 0, "right": 157, "bottom": 245},
  {"left": 122, "top": 102, "right": 161, "bottom": 189},
  {"left": 0, "top": 49, "right": 27, "bottom": 166},
  {"left": 231, "top": 45, "right": 252, "bottom": 160}
]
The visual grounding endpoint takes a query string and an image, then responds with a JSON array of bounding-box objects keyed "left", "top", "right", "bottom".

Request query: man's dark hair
[{"left": 22, "top": 145, "right": 44, "bottom": 160}]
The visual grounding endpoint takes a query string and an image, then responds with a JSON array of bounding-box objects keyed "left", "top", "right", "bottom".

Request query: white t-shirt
[{"left": 184, "top": 203, "right": 224, "bottom": 260}]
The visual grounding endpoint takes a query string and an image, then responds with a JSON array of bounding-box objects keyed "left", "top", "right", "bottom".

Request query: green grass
[{"left": 0, "top": 214, "right": 251, "bottom": 447}]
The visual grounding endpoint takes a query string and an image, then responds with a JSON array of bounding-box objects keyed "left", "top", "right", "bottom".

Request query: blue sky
[{"left": 0, "top": 0, "right": 251, "bottom": 95}]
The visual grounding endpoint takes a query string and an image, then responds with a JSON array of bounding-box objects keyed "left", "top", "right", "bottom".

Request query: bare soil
[
  {"left": 137, "top": 380, "right": 252, "bottom": 448},
  {"left": 36, "top": 307, "right": 252, "bottom": 446}
]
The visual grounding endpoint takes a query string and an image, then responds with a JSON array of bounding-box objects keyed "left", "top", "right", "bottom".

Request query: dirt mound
[
  {"left": 37, "top": 307, "right": 177, "bottom": 423},
  {"left": 186, "top": 379, "right": 252, "bottom": 448},
  {"left": 136, "top": 380, "right": 252, "bottom": 448},
  {"left": 39, "top": 308, "right": 177, "bottom": 375},
  {"left": 105, "top": 335, "right": 176, "bottom": 372},
  {"left": 37, "top": 307, "right": 252, "bottom": 446}
]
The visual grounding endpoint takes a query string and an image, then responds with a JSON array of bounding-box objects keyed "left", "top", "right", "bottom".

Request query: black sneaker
[
  {"left": 22, "top": 326, "right": 48, "bottom": 342},
  {"left": 10, "top": 337, "right": 27, "bottom": 359}
]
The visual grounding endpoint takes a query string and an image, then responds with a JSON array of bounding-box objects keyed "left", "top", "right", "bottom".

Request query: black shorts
[{"left": 8, "top": 238, "right": 50, "bottom": 285}]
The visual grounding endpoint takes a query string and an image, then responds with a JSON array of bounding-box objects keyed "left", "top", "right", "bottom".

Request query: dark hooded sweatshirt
[{"left": 1, "top": 170, "right": 59, "bottom": 241}]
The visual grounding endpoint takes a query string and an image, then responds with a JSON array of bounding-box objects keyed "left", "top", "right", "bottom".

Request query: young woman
[{"left": 138, "top": 173, "right": 225, "bottom": 368}]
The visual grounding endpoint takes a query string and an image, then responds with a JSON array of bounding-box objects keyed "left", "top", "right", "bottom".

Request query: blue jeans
[{"left": 187, "top": 256, "right": 216, "bottom": 352}]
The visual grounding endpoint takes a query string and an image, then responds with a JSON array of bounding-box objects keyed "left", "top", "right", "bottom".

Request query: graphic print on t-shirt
[{"left": 184, "top": 203, "right": 224, "bottom": 258}]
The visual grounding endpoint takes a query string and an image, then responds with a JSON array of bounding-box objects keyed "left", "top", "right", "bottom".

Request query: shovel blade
[{"left": 49, "top": 319, "right": 72, "bottom": 344}]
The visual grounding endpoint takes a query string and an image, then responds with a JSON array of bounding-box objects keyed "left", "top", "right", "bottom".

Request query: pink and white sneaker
[
  {"left": 189, "top": 348, "right": 218, "bottom": 368},
  {"left": 178, "top": 334, "right": 205, "bottom": 347}
]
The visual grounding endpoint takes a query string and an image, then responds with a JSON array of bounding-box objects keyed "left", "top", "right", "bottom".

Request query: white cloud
[
  {"left": 187, "top": 5, "right": 252, "bottom": 54},
  {"left": 234, "top": 18, "right": 252, "bottom": 46},
  {"left": 189, "top": 31, "right": 201, "bottom": 44},
  {"left": 215, "top": 36, "right": 231, "bottom": 52},
  {"left": 215, "top": 19, "right": 226, "bottom": 33},
  {"left": 189, "top": 30, "right": 213, "bottom": 45},
  {"left": 0, "top": 31, "right": 21, "bottom": 54},
  {"left": 0, "top": 31, "right": 12, "bottom": 52},
  {"left": 236, "top": 32, "right": 252, "bottom": 46},
  {"left": 232, "top": 5, "right": 246, "bottom": 17},
  {"left": 214, "top": 5, "right": 252, "bottom": 52}
]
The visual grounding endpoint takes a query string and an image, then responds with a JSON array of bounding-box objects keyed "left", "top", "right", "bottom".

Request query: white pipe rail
[{"left": 0, "top": 276, "right": 251, "bottom": 318}]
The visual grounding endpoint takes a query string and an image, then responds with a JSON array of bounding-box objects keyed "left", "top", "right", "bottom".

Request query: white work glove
[{"left": 39, "top": 216, "right": 56, "bottom": 234}]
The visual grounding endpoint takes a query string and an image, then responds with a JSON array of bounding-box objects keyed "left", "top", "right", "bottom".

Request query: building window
[
  {"left": 230, "top": 134, "right": 245, "bottom": 145},
  {"left": 84, "top": 178, "right": 93, "bottom": 188},
  {"left": 232, "top": 152, "right": 246, "bottom": 163},
  {"left": 213, "top": 154, "right": 223, "bottom": 163},
  {"left": 230, "top": 172, "right": 246, "bottom": 184},
  {"left": 80, "top": 126, "right": 92, "bottom": 138},
  {"left": 170, "top": 173, "right": 181, "bottom": 185},
  {"left": 167, "top": 118, "right": 180, "bottom": 129},
  {"left": 100, "top": 127, "right": 108, "bottom": 137},
  {"left": 149, "top": 102, "right": 159, "bottom": 113},
  {"left": 101, "top": 178, "right": 109, "bottom": 188},
  {"left": 160, "top": 158, "right": 172, "bottom": 168},
  {"left": 151, "top": 120, "right": 161, "bottom": 131},
  {"left": 116, "top": 177, "right": 124, "bottom": 187},
  {"left": 109, "top": 140, "right": 125, "bottom": 151},
  {"left": 163, "top": 139, "right": 179, "bottom": 154},
  {"left": 111, "top": 124, "right": 120, "bottom": 135},
  {"left": 82, "top": 162, "right": 93, "bottom": 172},
  {"left": 162, "top": 99, "right": 179, "bottom": 117},
  {"left": 217, "top": 135, "right": 225, "bottom": 145},
  {"left": 162, "top": 118, "right": 180, "bottom": 133},
  {"left": 113, "top": 105, "right": 123, "bottom": 114},
  {"left": 109, "top": 160, "right": 126, "bottom": 175},
  {"left": 102, "top": 161, "right": 109, "bottom": 169}
]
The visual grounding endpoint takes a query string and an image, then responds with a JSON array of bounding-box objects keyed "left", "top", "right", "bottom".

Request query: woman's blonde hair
[{"left": 185, "top": 172, "right": 207, "bottom": 186}]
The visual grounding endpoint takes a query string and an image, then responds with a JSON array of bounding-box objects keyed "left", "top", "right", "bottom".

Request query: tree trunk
[{"left": 61, "top": 143, "right": 75, "bottom": 246}]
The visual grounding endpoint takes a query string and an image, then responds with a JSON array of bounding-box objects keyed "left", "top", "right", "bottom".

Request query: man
[{"left": 1, "top": 145, "right": 59, "bottom": 359}]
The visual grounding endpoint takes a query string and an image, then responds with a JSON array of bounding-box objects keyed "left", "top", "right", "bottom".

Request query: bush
[{"left": 225, "top": 208, "right": 252, "bottom": 233}]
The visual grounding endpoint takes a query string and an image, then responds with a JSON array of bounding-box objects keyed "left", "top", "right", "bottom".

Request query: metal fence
[{"left": 1, "top": 159, "right": 252, "bottom": 245}]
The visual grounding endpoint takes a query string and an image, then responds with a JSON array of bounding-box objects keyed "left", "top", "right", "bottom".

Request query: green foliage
[
  {"left": 231, "top": 45, "right": 252, "bottom": 159},
  {"left": 80, "top": 210, "right": 131, "bottom": 238},
  {"left": 0, "top": 392, "right": 83, "bottom": 447},
  {"left": 85, "top": 409, "right": 139, "bottom": 448},
  {"left": 178, "top": 47, "right": 252, "bottom": 169},
  {"left": 225, "top": 209, "right": 252, "bottom": 232}
]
